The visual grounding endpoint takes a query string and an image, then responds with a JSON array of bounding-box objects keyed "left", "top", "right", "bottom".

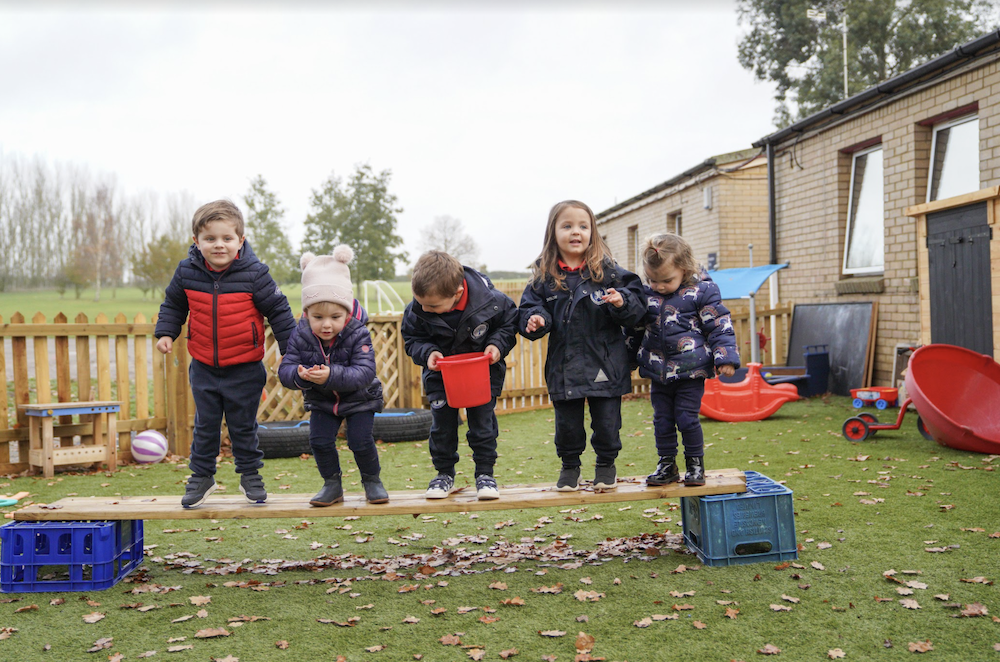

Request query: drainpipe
[{"left": 767, "top": 142, "right": 777, "bottom": 264}]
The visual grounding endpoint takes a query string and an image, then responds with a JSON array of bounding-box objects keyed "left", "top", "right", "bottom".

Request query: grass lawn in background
[
  {"left": 0, "top": 283, "right": 417, "bottom": 320},
  {"left": 0, "top": 396, "right": 997, "bottom": 661}
]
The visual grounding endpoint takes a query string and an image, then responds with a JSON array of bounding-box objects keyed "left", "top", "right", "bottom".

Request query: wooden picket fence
[{"left": 1, "top": 304, "right": 792, "bottom": 474}]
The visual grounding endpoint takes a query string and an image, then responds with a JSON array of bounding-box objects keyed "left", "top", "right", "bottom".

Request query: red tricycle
[
  {"left": 850, "top": 386, "right": 898, "bottom": 410},
  {"left": 842, "top": 397, "right": 933, "bottom": 442}
]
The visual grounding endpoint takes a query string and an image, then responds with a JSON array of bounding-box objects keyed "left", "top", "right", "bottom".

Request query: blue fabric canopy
[{"left": 706, "top": 264, "right": 788, "bottom": 300}]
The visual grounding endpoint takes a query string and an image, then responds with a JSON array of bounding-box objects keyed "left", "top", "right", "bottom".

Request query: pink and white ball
[{"left": 132, "top": 430, "right": 169, "bottom": 464}]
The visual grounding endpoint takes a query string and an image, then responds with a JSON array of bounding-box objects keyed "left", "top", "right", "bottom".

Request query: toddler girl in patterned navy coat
[
  {"left": 629, "top": 233, "right": 740, "bottom": 487},
  {"left": 278, "top": 246, "right": 387, "bottom": 506}
]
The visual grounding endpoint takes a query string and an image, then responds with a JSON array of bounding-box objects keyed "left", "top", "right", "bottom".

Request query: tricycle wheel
[
  {"left": 842, "top": 417, "right": 870, "bottom": 442},
  {"left": 916, "top": 416, "right": 935, "bottom": 441},
  {"left": 852, "top": 398, "right": 864, "bottom": 409},
  {"left": 875, "top": 399, "right": 888, "bottom": 410},
  {"left": 858, "top": 412, "right": 878, "bottom": 436}
]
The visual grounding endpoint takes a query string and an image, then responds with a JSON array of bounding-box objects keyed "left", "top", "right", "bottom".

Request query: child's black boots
[
  {"left": 646, "top": 456, "right": 680, "bottom": 486},
  {"left": 683, "top": 456, "right": 706, "bottom": 486},
  {"left": 361, "top": 473, "right": 389, "bottom": 504},
  {"left": 310, "top": 474, "right": 344, "bottom": 506}
]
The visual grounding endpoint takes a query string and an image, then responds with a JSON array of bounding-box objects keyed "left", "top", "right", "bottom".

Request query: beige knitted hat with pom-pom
[{"left": 300, "top": 245, "right": 355, "bottom": 312}]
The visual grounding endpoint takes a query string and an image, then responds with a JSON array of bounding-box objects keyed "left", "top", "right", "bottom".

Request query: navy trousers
[
  {"left": 308, "top": 408, "right": 380, "bottom": 479},
  {"left": 428, "top": 397, "right": 498, "bottom": 477},
  {"left": 650, "top": 378, "right": 706, "bottom": 458},
  {"left": 188, "top": 359, "right": 266, "bottom": 477},
  {"left": 551, "top": 396, "right": 622, "bottom": 468}
]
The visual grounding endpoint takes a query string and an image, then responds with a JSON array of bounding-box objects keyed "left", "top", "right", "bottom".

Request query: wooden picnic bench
[{"left": 14, "top": 469, "right": 746, "bottom": 521}]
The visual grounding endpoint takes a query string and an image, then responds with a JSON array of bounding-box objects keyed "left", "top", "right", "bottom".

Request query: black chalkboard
[{"left": 786, "top": 302, "right": 877, "bottom": 396}]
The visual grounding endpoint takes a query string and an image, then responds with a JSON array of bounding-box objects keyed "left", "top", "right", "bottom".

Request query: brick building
[
  {"left": 754, "top": 30, "right": 1000, "bottom": 386},
  {"left": 596, "top": 149, "right": 770, "bottom": 279}
]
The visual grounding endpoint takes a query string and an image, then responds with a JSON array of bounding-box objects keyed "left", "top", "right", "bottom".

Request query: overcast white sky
[{"left": 0, "top": 0, "right": 779, "bottom": 272}]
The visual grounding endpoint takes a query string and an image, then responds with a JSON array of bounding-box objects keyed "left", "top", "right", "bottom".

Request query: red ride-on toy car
[{"left": 850, "top": 386, "right": 898, "bottom": 410}]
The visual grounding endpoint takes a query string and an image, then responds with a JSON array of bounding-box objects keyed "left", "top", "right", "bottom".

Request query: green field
[
  {"left": 0, "top": 283, "right": 416, "bottom": 321},
  {"left": 0, "top": 397, "right": 997, "bottom": 660}
]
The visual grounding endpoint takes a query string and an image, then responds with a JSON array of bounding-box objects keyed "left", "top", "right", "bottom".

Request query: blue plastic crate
[
  {"left": 681, "top": 471, "right": 797, "bottom": 566},
  {"left": 0, "top": 520, "right": 144, "bottom": 592}
]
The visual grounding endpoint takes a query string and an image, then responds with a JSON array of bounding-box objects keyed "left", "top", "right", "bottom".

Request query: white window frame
[
  {"left": 926, "top": 113, "right": 979, "bottom": 203},
  {"left": 842, "top": 144, "right": 884, "bottom": 276}
]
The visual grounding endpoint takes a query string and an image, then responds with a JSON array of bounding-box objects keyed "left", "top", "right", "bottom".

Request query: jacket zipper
[
  {"left": 251, "top": 323, "right": 259, "bottom": 348},
  {"left": 212, "top": 280, "right": 220, "bottom": 367}
]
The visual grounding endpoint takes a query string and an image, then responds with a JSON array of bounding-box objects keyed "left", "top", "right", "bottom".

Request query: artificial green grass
[{"left": 0, "top": 397, "right": 998, "bottom": 660}]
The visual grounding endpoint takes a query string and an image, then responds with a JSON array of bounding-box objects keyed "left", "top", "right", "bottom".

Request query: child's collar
[{"left": 557, "top": 258, "right": 584, "bottom": 272}]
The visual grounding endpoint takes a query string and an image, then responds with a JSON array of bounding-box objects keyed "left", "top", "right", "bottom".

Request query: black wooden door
[{"left": 927, "top": 201, "right": 993, "bottom": 355}]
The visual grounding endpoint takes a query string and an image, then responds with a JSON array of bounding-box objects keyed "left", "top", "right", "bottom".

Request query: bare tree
[{"left": 418, "top": 215, "right": 480, "bottom": 266}]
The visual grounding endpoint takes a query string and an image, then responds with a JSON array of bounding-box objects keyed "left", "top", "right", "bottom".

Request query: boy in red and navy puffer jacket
[{"left": 155, "top": 200, "right": 295, "bottom": 509}]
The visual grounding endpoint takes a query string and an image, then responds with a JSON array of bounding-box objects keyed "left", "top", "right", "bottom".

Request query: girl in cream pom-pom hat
[{"left": 278, "top": 245, "right": 388, "bottom": 505}]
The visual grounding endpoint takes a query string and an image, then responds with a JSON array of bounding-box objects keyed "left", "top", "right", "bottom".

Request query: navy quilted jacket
[
  {"left": 277, "top": 300, "right": 384, "bottom": 417},
  {"left": 518, "top": 259, "right": 646, "bottom": 401},
  {"left": 627, "top": 276, "right": 740, "bottom": 383},
  {"left": 401, "top": 267, "right": 519, "bottom": 402},
  {"left": 154, "top": 241, "right": 296, "bottom": 366}
]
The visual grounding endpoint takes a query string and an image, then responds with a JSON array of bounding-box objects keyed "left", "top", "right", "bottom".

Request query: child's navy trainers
[
  {"left": 556, "top": 466, "right": 580, "bottom": 492},
  {"left": 475, "top": 475, "right": 499, "bottom": 500},
  {"left": 239, "top": 472, "right": 268, "bottom": 504},
  {"left": 425, "top": 473, "right": 455, "bottom": 499},
  {"left": 593, "top": 463, "right": 617, "bottom": 491},
  {"left": 182, "top": 475, "right": 217, "bottom": 509}
]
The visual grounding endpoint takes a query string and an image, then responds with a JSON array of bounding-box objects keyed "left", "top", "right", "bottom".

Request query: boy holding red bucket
[{"left": 402, "top": 251, "right": 519, "bottom": 500}]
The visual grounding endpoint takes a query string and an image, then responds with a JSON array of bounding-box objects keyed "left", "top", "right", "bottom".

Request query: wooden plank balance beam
[{"left": 14, "top": 469, "right": 746, "bottom": 522}]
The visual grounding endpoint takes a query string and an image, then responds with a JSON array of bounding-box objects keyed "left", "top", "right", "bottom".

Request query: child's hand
[
  {"left": 717, "top": 364, "right": 736, "bottom": 378},
  {"left": 156, "top": 337, "right": 173, "bottom": 354},
  {"left": 298, "top": 364, "right": 331, "bottom": 384},
  {"left": 484, "top": 344, "right": 501, "bottom": 365},
  {"left": 602, "top": 288, "right": 624, "bottom": 308},
  {"left": 526, "top": 314, "right": 546, "bottom": 332},
  {"left": 427, "top": 351, "right": 444, "bottom": 371}
]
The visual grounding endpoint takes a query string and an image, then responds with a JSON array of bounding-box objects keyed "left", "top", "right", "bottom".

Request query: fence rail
[{"left": 1, "top": 304, "right": 793, "bottom": 475}]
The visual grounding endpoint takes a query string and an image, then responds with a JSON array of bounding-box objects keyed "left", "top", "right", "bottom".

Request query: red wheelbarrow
[{"left": 842, "top": 344, "right": 1000, "bottom": 454}]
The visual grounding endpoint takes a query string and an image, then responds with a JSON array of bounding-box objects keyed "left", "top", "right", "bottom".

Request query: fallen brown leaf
[
  {"left": 467, "top": 648, "right": 486, "bottom": 660},
  {"left": 770, "top": 604, "right": 792, "bottom": 612},
  {"left": 827, "top": 648, "right": 845, "bottom": 659},
  {"left": 758, "top": 643, "right": 781, "bottom": 655},
  {"left": 499, "top": 648, "right": 518, "bottom": 659},
  {"left": 440, "top": 634, "right": 462, "bottom": 646},
  {"left": 168, "top": 645, "right": 195, "bottom": 652},
  {"left": 899, "top": 599, "right": 921, "bottom": 610},
  {"left": 86, "top": 637, "right": 113, "bottom": 652},
  {"left": 194, "top": 628, "right": 231, "bottom": 639},
  {"left": 82, "top": 612, "right": 105, "bottom": 624},
  {"left": 724, "top": 607, "right": 740, "bottom": 619},
  {"left": 908, "top": 640, "right": 933, "bottom": 653},
  {"left": 366, "top": 645, "right": 386, "bottom": 652},
  {"left": 634, "top": 617, "right": 653, "bottom": 628},
  {"left": 960, "top": 602, "right": 988, "bottom": 617},
  {"left": 539, "top": 630, "right": 567, "bottom": 637},
  {"left": 275, "top": 641, "right": 289, "bottom": 649},
  {"left": 489, "top": 581, "right": 508, "bottom": 590},
  {"left": 692, "top": 621, "right": 707, "bottom": 629}
]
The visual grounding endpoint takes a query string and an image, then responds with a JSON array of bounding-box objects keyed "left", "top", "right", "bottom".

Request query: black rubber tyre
[
  {"left": 842, "top": 417, "right": 870, "bottom": 442},
  {"left": 916, "top": 416, "right": 935, "bottom": 441},
  {"left": 373, "top": 408, "right": 433, "bottom": 442},
  {"left": 256, "top": 421, "right": 312, "bottom": 459},
  {"left": 858, "top": 412, "right": 879, "bottom": 437}
]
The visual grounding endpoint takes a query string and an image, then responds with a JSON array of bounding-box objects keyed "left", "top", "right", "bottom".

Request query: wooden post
[
  {"left": 0, "top": 313, "right": 8, "bottom": 466},
  {"left": 11, "top": 313, "right": 30, "bottom": 462},
  {"left": 165, "top": 331, "right": 191, "bottom": 457},
  {"left": 75, "top": 313, "right": 92, "bottom": 402},
  {"left": 54, "top": 313, "right": 72, "bottom": 429},
  {"left": 134, "top": 313, "right": 150, "bottom": 422},
  {"left": 115, "top": 312, "right": 131, "bottom": 461}
]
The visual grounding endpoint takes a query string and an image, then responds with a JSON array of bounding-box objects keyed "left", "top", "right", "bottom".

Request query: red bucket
[{"left": 437, "top": 352, "right": 492, "bottom": 409}]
